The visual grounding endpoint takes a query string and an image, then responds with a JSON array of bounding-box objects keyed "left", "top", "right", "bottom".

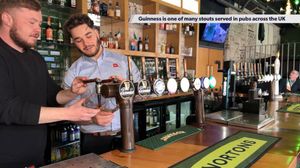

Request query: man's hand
[
  {"left": 287, "top": 85, "right": 291, "bottom": 91},
  {"left": 71, "top": 76, "right": 88, "bottom": 95},
  {"left": 92, "top": 110, "right": 114, "bottom": 126},
  {"left": 109, "top": 75, "right": 124, "bottom": 82},
  {"left": 66, "top": 98, "right": 99, "bottom": 121}
]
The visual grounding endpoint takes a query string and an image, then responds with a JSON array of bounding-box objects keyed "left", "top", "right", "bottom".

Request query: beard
[
  {"left": 81, "top": 37, "right": 101, "bottom": 57},
  {"left": 10, "top": 25, "right": 35, "bottom": 50}
]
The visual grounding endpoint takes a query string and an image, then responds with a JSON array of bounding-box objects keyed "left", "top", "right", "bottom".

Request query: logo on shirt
[{"left": 113, "top": 63, "right": 119, "bottom": 67}]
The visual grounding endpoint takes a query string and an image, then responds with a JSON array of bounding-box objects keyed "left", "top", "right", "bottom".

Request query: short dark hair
[
  {"left": 64, "top": 13, "right": 94, "bottom": 36},
  {"left": 0, "top": 0, "right": 41, "bottom": 24}
]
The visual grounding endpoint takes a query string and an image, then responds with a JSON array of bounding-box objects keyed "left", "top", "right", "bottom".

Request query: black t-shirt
[{"left": 0, "top": 38, "right": 61, "bottom": 167}]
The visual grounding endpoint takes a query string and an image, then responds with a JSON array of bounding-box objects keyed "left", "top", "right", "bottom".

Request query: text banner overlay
[{"left": 130, "top": 14, "right": 300, "bottom": 24}]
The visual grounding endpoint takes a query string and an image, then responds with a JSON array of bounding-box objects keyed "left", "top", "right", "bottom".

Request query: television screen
[{"left": 201, "top": 23, "right": 230, "bottom": 44}]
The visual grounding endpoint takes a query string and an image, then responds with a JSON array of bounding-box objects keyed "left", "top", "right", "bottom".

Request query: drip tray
[
  {"left": 206, "top": 110, "right": 243, "bottom": 124},
  {"left": 42, "top": 153, "right": 124, "bottom": 168},
  {"left": 228, "top": 113, "right": 274, "bottom": 129},
  {"left": 206, "top": 111, "right": 274, "bottom": 130}
]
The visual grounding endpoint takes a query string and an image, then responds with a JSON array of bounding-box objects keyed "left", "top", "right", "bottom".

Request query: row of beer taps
[{"left": 234, "top": 61, "right": 280, "bottom": 85}]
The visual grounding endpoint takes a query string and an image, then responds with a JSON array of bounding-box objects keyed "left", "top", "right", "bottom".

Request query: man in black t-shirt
[{"left": 0, "top": 0, "right": 100, "bottom": 167}]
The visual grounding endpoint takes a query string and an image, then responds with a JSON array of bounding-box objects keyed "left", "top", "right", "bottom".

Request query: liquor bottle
[
  {"left": 59, "top": 0, "right": 66, "bottom": 7},
  {"left": 69, "top": 126, "right": 75, "bottom": 142},
  {"left": 189, "top": 24, "right": 194, "bottom": 36},
  {"left": 115, "top": 1, "right": 121, "bottom": 19},
  {"left": 108, "top": 32, "right": 114, "bottom": 49},
  {"left": 185, "top": 24, "right": 190, "bottom": 35},
  {"left": 100, "top": 1, "right": 108, "bottom": 16},
  {"left": 70, "top": 0, "right": 76, "bottom": 8},
  {"left": 172, "top": 23, "right": 177, "bottom": 31},
  {"left": 130, "top": 33, "right": 137, "bottom": 51},
  {"left": 100, "top": 31, "right": 108, "bottom": 48},
  {"left": 146, "top": 109, "right": 150, "bottom": 126},
  {"left": 152, "top": 109, "right": 158, "bottom": 126},
  {"left": 149, "top": 108, "right": 153, "bottom": 126},
  {"left": 170, "top": 44, "right": 175, "bottom": 54},
  {"left": 165, "top": 23, "right": 170, "bottom": 31},
  {"left": 57, "top": 21, "right": 64, "bottom": 43},
  {"left": 144, "top": 35, "right": 149, "bottom": 51},
  {"left": 45, "top": 16, "right": 53, "bottom": 42},
  {"left": 137, "top": 37, "right": 143, "bottom": 51},
  {"left": 166, "top": 44, "right": 170, "bottom": 54},
  {"left": 61, "top": 127, "right": 68, "bottom": 143},
  {"left": 108, "top": 0, "right": 115, "bottom": 17},
  {"left": 74, "top": 125, "right": 80, "bottom": 140},
  {"left": 159, "top": 23, "right": 165, "bottom": 30},
  {"left": 144, "top": 11, "right": 151, "bottom": 27},
  {"left": 114, "top": 34, "right": 119, "bottom": 49}
]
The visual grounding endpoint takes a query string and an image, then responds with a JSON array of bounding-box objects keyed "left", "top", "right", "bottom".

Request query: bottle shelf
[
  {"left": 127, "top": 50, "right": 157, "bottom": 57},
  {"left": 158, "top": 53, "right": 179, "bottom": 59},
  {"left": 166, "top": 120, "right": 176, "bottom": 124},
  {"left": 159, "top": 29, "right": 178, "bottom": 34},
  {"left": 41, "top": 1, "right": 79, "bottom": 14},
  {"left": 100, "top": 16, "right": 125, "bottom": 26},
  {"left": 52, "top": 140, "right": 80, "bottom": 149},
  {"left": 106, "top": 48, "right": 157, "bottom": 57},
  {"left": 37, "top": 41, "right": 73, "bottom": 48},
  {"left": 146, "top": 124, "right": 160, "bottom": 131}
]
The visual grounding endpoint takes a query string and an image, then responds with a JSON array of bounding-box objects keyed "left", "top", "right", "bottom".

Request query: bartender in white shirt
[{"left": 63, "top": 14, "right": 141, "bottom": 154}]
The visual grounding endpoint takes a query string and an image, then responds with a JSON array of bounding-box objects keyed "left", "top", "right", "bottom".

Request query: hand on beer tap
[
  {"left": 109, "top": 75, "right": 124, "bottom": 82},
  {"left": 92, "top": 110, "right": 114, "bottom": 126},
  {"left": 71, "top": 76, "right": 89, "bottom": 95}
]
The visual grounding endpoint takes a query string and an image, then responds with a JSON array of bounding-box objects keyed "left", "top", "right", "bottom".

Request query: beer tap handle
[
  {"left": 95, "top": 80, "right": 102, "bottom": 107},
  {"left": 166, "top": 58, "right": 170, "bottom": 79},
  {"left": 127, "top": 56, "right": 133, "bottom": 81},
  {"left": 82, "top": 78, "right": 100, "bottom": 84},
  {"left": 183, "top": 58, "right": 187, "bottom": 78},
  {"left": 141, "top": 57, "right": 146, "bottom": 80}
]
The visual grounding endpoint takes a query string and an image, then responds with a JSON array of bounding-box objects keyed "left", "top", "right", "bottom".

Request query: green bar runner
[
  {"left": 283, "top": 93, "right": 300, "bottom": 97},
  {"left": 136, "top": 125, "right": 202, "bottom": 150},
  {"left": 277, "top": 103, "right": 300, "bottom": 114},
  {"left": 170, "top": 131, "right": 280, "bottom": 168}
]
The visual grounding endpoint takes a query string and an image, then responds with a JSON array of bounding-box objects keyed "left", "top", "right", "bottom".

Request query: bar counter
[{"left": 101, "top": 99, "right": 300, "bottom": 168}]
